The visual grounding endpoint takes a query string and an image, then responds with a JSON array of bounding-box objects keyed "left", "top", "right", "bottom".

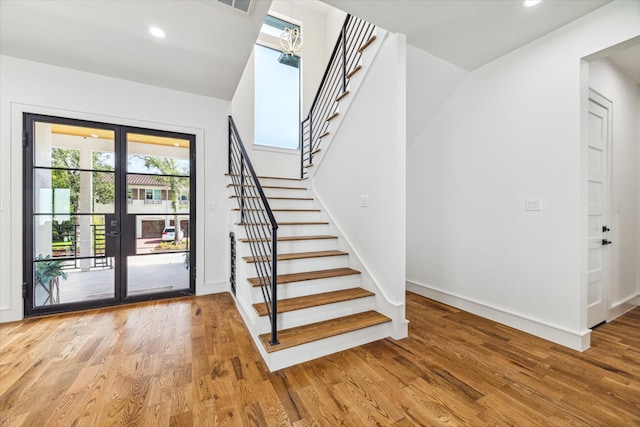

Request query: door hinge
[
  {"left": 22, "top": 282, "right": 27, "bottom": 298},
  {"left": 22, "top": 131, "right": 28, "bottom": 147}
]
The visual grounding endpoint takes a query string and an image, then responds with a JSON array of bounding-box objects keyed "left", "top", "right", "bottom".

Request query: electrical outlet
[{"left": 525, "top": 198, "right": 542, "bottom": 211}]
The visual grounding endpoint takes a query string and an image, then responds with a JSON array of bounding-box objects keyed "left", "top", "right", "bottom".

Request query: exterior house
[
  {"left": 125, "top": 174, "right": 190, "bottom": 239},
  {"left": 0, "top": 0, "right": 638, "bottom": 366}
]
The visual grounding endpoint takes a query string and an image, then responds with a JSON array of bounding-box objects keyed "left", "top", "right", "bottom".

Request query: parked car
[{"left": 161, "top": 226, "right": 183, "bottom": 242}]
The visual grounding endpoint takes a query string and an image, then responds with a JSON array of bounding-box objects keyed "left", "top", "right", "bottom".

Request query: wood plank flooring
[{"left": 1, "top": 292, "right": 639, "bottom": 426}]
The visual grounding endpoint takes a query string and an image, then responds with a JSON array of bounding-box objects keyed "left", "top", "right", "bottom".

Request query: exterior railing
[
  {"left": 300, "top": 14, "right": 376, "bottom": 177},
  {"left": 228, "top": 116, "right": 279, "bottom": 345}
]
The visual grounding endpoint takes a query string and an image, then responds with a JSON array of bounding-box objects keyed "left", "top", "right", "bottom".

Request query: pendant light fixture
[{"left": 280, "top": 0, "right": 303, "bottom": 55}]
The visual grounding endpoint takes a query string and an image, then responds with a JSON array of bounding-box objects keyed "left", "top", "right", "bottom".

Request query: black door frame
[{"left": 23, "top": 113, "right": 196, "bottom": 317}]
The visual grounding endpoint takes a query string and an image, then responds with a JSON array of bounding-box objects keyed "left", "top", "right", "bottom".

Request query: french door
[{"left": 24, "top": 114, "right": 195, "bottom": 316}]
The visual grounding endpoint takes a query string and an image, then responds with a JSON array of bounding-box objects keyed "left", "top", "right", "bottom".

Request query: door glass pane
[
  {"left": 32, "top": 122, "right": 115, "bottom": 308},
  {"left": 127, "top": 253, "right": 189, "bottom": 296},
  {"left": 126, "top": 133, "right": 191, "bottom": 297}
]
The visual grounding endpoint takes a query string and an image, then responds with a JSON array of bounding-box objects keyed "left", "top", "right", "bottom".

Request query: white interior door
[{"left": 587, "top": 90, "right": 612, "bottom": 328}]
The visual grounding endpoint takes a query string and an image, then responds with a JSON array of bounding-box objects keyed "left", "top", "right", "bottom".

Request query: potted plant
[{"left": 34, "top": 254, "right": 67, "bottom": 305}]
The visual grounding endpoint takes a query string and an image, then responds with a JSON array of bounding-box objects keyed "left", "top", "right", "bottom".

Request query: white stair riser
[
  {"left": 255, "top": 296, "right": 376, "bottom": 334},
  {"left": 262, "top": 188, "right": 309, "bottom": 198},
  {"left": 237, "top": 238, "right": 339, "bottom": 255},
  {"left": 261, "top": 322, "right": 392, "bottom": 371},
  {"left": 236, "top": 224, "right": 329, "bottom": 238},
  {"left": 249, "top": 275, "right": 362, "bottom": 301},
  {"left": 233, "top": 211, "right": 325, "bottom": 223},
  {"left": 256, "top": 198, "right": 316, "bottom": 210},
  {"left": 242, "top": 255, "right": 349, "bottom": 276},
  {"left": 256, "top": 178, "right": 306, "bottom": 188}
]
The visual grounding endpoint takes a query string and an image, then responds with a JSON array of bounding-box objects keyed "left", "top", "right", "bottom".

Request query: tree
[
  {"left": 92, "top": 151, "right": 115, "bottom": 206},
  {"left": 51, "top": 148, "right": 80, "bottom": 214}
]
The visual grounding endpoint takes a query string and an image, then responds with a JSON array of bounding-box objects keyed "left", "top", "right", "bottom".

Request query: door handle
[
  {"left": 602, "top": 239, "right": 612, "bottom": 246},
  {"left": 602, "top": 226, "right": 610, "bottom": 232},
  {"left": 107, "top": 231, "right": 119, "bottom": 238}
]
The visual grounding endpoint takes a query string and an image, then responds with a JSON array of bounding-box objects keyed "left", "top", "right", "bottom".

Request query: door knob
[
  {"left": 107, "top": 231, "right": 118, "bottom": 238},
  {"left": 602, "top": 226, "right": 610, "bottom": 232},
  {"left": 602, "top": 239, "right": 612, "bottom": 245}
]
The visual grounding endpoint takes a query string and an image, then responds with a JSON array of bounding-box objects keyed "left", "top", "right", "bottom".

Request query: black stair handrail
[
  {"left": 300, "top": 14, "right": 376, "bottom": 178},
  {"left": 228, "top": 116, "right": 279, "bottom": 345}
]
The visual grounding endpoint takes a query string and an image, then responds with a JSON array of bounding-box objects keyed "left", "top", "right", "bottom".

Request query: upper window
[
  {"left": 254, "top": 16, "right": 301, "bottom": 150},
  {"left": 145, "top": 188, "right": 162, "bottom": 204}
]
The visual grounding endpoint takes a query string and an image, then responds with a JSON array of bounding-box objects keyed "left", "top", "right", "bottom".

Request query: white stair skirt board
[
  {"left": 406, "top": 280, "right": 591, "bottom": 352},
  {"left": 260, "top": 321, "right": 392, "bottom": 372}
]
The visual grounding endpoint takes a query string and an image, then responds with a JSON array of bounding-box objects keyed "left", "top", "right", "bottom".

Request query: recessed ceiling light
[
  {"left": 149, "top": 27, "right": 166, "bottom": 38},
  {"left": 524, "top": 0, "right": 542, "bottom": 7},
  {"left": 90, "top": 134, "right": 99, "bottom": 138},
  {"left": 174, "top": 143, "right": 180, "bottom": 147}
]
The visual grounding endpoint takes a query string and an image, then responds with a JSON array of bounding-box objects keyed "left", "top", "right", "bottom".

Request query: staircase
[{"left": 228, "top": 175, "right": 392, "bottom": 370}]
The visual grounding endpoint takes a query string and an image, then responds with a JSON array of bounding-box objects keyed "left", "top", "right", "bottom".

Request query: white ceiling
[
  {"left": 0, "top": 0, "right": 272, "bottom": 100},
  {"left": 322, "top": 0, "right": 612, "bottom": 71},
  {"left": 1, "top": 0, "right": 637, "bottom": 101}
]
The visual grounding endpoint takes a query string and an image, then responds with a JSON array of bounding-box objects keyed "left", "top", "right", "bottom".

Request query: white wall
[
  {"left": 589, "top": 58, "right": 639, "bottom": 317},
  {"left": 406, "top": 45, "right": 468, "bottom": 146},
  {"left": 637, "top": 88, "right": 640, "bottom": 302},
  {"left": 0, "top": 55, "right": 231, "bottom": 322},
  {"left": 406, "top": 1, "right": 640, "bottom": 350},
  {"left": 231, "top": 0, "right": 344, "bottom": 179},
  {"left": 312, "top": 32, "right": 407, "bottom": 310}
]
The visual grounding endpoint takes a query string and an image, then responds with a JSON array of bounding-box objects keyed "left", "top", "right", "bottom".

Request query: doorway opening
[{"left": 23, "top": 114, "right": 196, "bottom": 316}]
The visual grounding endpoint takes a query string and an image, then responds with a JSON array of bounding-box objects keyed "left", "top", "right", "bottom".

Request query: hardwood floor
[{"left": 1, "top": 292, "right": 638, "bottom": 426}]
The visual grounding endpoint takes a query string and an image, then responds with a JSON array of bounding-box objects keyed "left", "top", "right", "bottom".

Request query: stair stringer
[
  {"left": 308, "top": 184, "right": 409, "bottom": 341},
  {"left": 304, "top": 27, "right": 389, "bottom": 179}
]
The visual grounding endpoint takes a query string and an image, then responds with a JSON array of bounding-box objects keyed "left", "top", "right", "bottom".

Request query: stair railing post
[
  {"left": 300, "top": 120, "right": 304, "bottom": 179},
  {"left": 240, "top": 158, "right": 245, "bottom": 224},
  {"left": 308, "top": 112, "right": 314, "bottom": 166},
  {"left": 341, "top": 23, "right": 347, "bottom": 94},
  {"left": 270, "top": 225, "right": 279, "bottom": 345},
  {"left": 228, "top": 120, "right": 232, "bottom": 174}
]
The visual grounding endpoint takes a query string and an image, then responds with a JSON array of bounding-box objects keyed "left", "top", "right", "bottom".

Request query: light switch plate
[
  {"left": 360, "top": 195, "right": 368, "bottom": 207},
  {"left": 526, "top": 198, "right": 542, "bottom": 211}
]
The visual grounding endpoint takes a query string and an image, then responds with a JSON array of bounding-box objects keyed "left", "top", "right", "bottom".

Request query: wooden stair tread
[
  {"left": 347, "top": 64, "right": 362, "bottom": 79},
  {"left": 336, "top": 90, "right": 350, "bottom": 102},
  {"left": 311, "top": 148, "right": 321, "bottom": 156},
  {"left": 226, "top": 173, "right": 302, "bottom": 181},
  {"left": 319, "top": 131, "right": 330, "bottom": 139},
  {"left": 260, "top": 311, "right": 391, "bottom": 352},
  {"left": 229, "top": 195, "right": 313, "bottom": 201},
  {"left": 236, "top": 221, "right": 329, "bottom": 226},
  {"left": 240, "top": 235, "right": 338, "bottom": 243},
  {"left": 326, "top": 111, "right": 339, "bottom": 122},
  {"left": 248, "top": 267, "right": 360, "bottom": 287},
  {"left": 233, "top": 208, "right": 320, "bottom": 212},
  {"left": 358, "top": 35, "right": 377, "bottom": 53},
  {"left": 227, "top": 184, "right": 307, "bottom": 191},
  {"left": 243, "top": 250, "right": 348, "bottom": 263},
  {"left": 253, "top": 288, "right": 374, "bottom": 317}
]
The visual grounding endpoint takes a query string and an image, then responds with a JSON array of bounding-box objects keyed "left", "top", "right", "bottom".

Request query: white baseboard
[
  {"left": 198, "top": 280, "right": 228, "bottom": 295},
  {"left": 406, "top": 280, "right": 591, "bottom": 352},
  {"left": 608, "top": 294, "right": 638, "bottom": 322}
]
